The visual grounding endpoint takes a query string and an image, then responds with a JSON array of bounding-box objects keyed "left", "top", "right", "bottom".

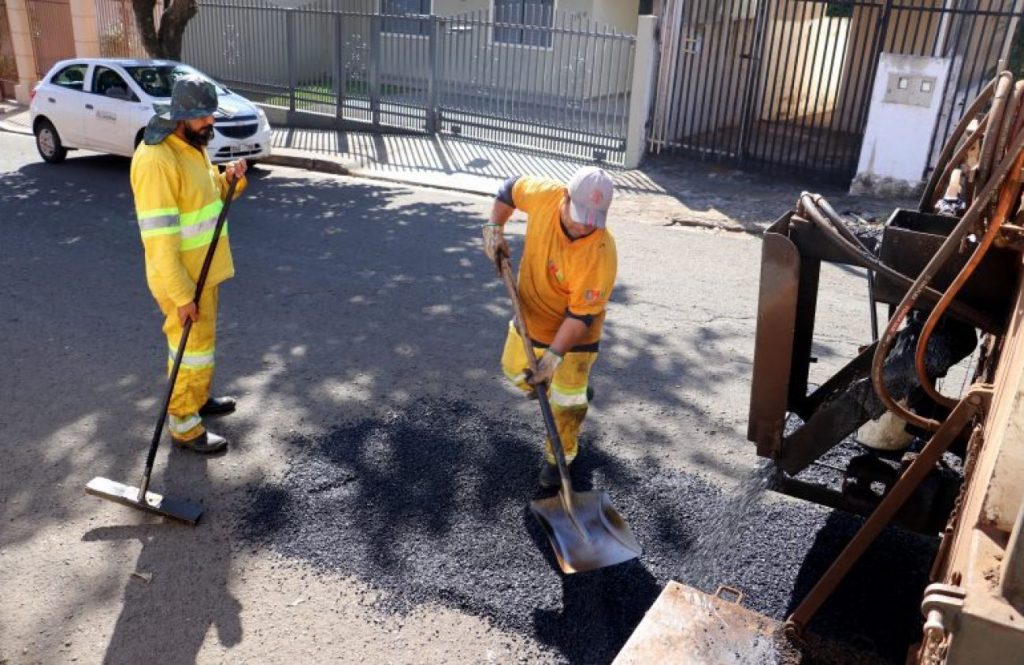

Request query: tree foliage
[{"left": 133, "top": 0, "right": 198, "bottom": 60}]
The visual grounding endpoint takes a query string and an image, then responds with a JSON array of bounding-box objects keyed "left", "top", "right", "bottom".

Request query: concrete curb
[
  {"left": 261, "top": 153, "right": 352, "bottom": 176},
  {"left": 261, "top": 151, "right": 499, "bottom": 199}
]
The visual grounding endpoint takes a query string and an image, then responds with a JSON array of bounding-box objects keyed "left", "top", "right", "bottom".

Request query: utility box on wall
[{"left": 851, "top": 53, "right": 951, "bottom": 197}]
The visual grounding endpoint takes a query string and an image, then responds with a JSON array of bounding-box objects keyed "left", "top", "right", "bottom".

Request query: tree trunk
[{"left": 133, "top": 0, "right": 198, "bottom": 61}]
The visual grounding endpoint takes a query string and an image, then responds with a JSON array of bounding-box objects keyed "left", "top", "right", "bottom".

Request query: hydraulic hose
[
  {"left": 994, "top": 80, "right": 1024, "bottom": 168},
  {"left": 871, "top": 124, "right": 1024, "bottom": 431},
  {"left": 914, "top": 140, "right": 1024, "bottom": 408},
  {"left": 928, "top": 114, "right": 989, "bottom": 209},
  {"left": 797, "top": 194, "right": 999, "bottom": 333},
  {"left": 920, "top": 77, "right": 997, "bottom": 210},
  {"left": 976, "top": 72, "right": 1013, "bottom": 190}
]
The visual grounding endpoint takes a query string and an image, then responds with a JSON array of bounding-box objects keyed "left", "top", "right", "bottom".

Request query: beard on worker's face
[{"left": 184, "top": 123, "right": 215, "bottom": 147}]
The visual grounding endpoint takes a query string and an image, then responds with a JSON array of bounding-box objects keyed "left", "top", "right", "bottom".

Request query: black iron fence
[{"left": 650, "top": 0, "right": 1024, "bottom": 184}]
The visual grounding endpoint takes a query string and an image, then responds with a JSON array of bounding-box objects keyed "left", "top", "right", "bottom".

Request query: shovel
[
  {"left": 86, "top": 178, "right": 239, "bottom": 525},
  {"left": 499, "top": 257, "right": 642, "bottom": 573}
]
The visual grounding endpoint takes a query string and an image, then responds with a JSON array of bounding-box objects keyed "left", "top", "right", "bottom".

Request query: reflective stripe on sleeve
[{"left": 138, "top": 208, "right": 180, "bottom": 237}]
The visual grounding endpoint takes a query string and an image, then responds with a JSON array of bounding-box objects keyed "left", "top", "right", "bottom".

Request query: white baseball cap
[{"left": 567, "top": 166, "right": 614, "bottom": 229}]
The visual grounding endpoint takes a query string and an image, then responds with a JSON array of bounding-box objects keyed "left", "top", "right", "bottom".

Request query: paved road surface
[{"left": 0, "top": 132, "right": 929, "bottom": 664}]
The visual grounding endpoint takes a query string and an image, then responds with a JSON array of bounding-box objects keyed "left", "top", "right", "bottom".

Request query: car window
[
  {"left": 50, "top": 64, "right": 88, "bottom": 91},
  {"left": 92, "top": 66, "right": 137, "bottom": 101},
  {"left": 124, "top": 64, "right": 228, "bottom": 98}
]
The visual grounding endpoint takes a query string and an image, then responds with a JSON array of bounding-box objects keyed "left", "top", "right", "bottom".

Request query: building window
[
  {"left": 383, "top": 0, "right": 431, "bottom": 36},
  {"left": 494, "top": 0, "right": 555, "bottom": 48}
]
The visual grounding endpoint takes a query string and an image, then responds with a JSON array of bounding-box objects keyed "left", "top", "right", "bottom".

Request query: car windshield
[{"left": 122, "top": 64, "right": 229, "bottom": 98}]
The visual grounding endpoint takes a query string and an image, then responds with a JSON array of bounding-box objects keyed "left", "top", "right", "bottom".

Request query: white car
[{"left": 30, "top": 58, "right": 272, "bottom": 164}]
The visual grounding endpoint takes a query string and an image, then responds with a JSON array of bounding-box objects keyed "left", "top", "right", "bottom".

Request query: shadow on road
[{"left": 82, "top": 448, "right": 242, "bottom": 665}]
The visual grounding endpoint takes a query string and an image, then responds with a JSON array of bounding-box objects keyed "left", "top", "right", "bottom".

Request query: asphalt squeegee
[{"left": 86, "top": 178, "right": 239, "bottom": 525}]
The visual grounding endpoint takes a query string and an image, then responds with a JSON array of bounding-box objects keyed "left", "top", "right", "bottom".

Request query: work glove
[
  {"left": 482, "top": 224, "right": 510, "bottom": 274},
  {"left": 527, "top": 349, "right": 563, "bottom": 387}
]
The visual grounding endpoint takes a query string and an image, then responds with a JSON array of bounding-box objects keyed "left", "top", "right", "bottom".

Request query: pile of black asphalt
[{"left": 236, "top": 398, "right": 937, "bottom": 664}]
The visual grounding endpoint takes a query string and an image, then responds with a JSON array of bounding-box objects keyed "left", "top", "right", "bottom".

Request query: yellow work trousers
[
  {"left": 156, "top": 286, "right": 218, "bottom": 442},
  {"left": 501, "top": 321, "right": 597, "bottom": 464}
]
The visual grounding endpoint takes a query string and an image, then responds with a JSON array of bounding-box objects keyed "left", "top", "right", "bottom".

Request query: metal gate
[
  {"left": 27, "top": 0, "right": 75, "bottom": 78},
  {"left": 96, "top": 0, "right": 162, "bottom": 58},
  {"left": 0, "top": 0, "right": 18, "bottom": 99},
  {"left": 650, "top": 0, "right": 1024, "bottom": 184},
  {"left": 183, "top": 1, "right": 635, "bottom": 163}
]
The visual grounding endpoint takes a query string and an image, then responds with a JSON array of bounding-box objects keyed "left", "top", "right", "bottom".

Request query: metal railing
[
  {"left": 96, "top": 0, "right": 161, "bottom": 59},
  {"left": 182, "top": 1, "right": 635, "bottom": 163},
  {"left": 27, "top": 0, "right": 75, "bottom": 78},
  {"left": 650, "top": 0, "right": 1024, "bottom": 184}
]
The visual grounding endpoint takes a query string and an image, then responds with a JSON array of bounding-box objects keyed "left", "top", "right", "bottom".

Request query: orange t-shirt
[{"left": 511, "top": 176, "right": 617, "bottom": 347}]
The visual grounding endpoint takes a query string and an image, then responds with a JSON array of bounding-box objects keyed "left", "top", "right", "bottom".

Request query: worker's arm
[
  {"left": 483, "top": 176, "right": 520, "bottom": 268},
  {"left": 549, "top": 316, "right": 589, "bottom": 356}
]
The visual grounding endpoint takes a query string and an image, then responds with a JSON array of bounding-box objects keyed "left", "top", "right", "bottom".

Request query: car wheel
[{"left": 35, "top": 119, "right": 67, "bottom": 164}]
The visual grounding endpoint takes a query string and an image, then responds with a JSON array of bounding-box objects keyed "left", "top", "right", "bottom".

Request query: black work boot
[
  {"left": 538, "top": 461, "right": 562, "bottom": 490},
  {"left": 174, "top": 430, "right": 228, "bottom": 454},
  {"left": 199, "top": 396, "right": 237, "bottom": 416}
]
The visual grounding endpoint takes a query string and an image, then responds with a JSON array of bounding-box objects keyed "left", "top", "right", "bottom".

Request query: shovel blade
[
  {"left": 530, "top": 489, "right": 642, "bottom": 573},
  {"left": 86, "top": 476, "right": 203, "bottom": 525}
]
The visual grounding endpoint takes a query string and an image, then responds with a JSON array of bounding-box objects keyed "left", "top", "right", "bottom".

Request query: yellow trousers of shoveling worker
[
  {"left": 501, "top": 321, "right": 598, "bottom": 464},
  {"left": 156, "top": 286, "right": 219, "bottom": 442}
]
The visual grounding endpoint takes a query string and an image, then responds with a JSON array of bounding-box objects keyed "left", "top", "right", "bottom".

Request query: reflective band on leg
[
  {"left": 550, "top": 385, "right": 589, "bottom": 408},
  {"left": 168, "top": 413, "right": 202, "bottom": 435},
  {"left": 168, "top": 346, "right": 216, "bottom": 370}
]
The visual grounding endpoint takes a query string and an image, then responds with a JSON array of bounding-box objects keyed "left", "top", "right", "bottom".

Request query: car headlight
[{"left": 256, "top": 107, "right": 270, "bottom": 131}]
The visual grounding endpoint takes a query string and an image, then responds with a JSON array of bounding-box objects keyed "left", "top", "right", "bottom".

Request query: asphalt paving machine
[{"left": 616, "top": 71, "right": 1024, "bottom": 663}]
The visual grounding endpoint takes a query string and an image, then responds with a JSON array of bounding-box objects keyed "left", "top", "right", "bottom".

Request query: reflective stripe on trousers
[
  {"left": 157, "top": 286, "right": 219, "bottom": 441},
  {"left": 500, "top": 320, "right": 598, "bottom": 464}
]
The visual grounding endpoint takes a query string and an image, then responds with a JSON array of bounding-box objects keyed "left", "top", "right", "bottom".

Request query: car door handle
[
  {"left": 85, "top": 104, "right": 94, "bottom": 110},
  {"left": 47, "top": 97, "right": 55, "bottom": 103}
]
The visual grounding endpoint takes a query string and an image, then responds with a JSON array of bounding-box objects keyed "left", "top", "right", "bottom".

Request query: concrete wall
[{"left": 853, "top": 53, "right": 951, "bottom": 193}]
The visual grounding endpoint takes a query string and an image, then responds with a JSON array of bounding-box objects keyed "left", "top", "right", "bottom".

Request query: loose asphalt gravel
[{"left": 237, "top": 397, "right": 937, "bottom": 665}]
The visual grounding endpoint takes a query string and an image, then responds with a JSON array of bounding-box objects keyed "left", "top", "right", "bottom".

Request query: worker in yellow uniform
[
  {"left": 483, "top": 167, "right": 617, "bottom": 489},
  {"left": 129, "top": 75, "right": 247, "bottom": 453}
]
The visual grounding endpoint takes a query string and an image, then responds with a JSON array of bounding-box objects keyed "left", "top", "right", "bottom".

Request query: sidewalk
[{"left": 0, "top": 103, "right": 909, "bottom": 233}]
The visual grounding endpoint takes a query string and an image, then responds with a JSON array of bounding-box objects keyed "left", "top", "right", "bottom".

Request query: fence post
[
  {"left": 69, "top": 0, "right": 100, "bottom": 58},
  {"left": 4, "top": 0, "right": 38, "bottom": 103},
  {"left": 286, "top": 9, "right": 296, "bottom": 113},
  {"left": 334, "top": 12, "right": 343, "bottom": 120},
  {"left": 369, "top": 11, "right": 381, "bottom": 127},
  {"left": 624, "top": 15, "right": 657, "bottom": 169},
  {"left": 426, "top": 13, "right": 438, "bottom": 133}
]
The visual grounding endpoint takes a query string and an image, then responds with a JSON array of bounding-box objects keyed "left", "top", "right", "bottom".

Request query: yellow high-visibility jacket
[{"left": 130, "top": 133, "right": 246, "bottom": 306}]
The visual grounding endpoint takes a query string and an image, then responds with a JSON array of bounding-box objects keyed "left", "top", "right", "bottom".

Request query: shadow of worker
[{"left": 84, "top": 446, "right": 242, "bottom": 665}]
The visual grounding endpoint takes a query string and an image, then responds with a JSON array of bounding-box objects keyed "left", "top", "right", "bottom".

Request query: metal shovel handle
[{"left": 499, "top": 258, "right": 580, "bottom": 511}]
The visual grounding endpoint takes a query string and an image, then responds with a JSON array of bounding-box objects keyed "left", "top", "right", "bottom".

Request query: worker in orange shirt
[{"left": 483, "top": 167, "right": 617, "bottom": 489}]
